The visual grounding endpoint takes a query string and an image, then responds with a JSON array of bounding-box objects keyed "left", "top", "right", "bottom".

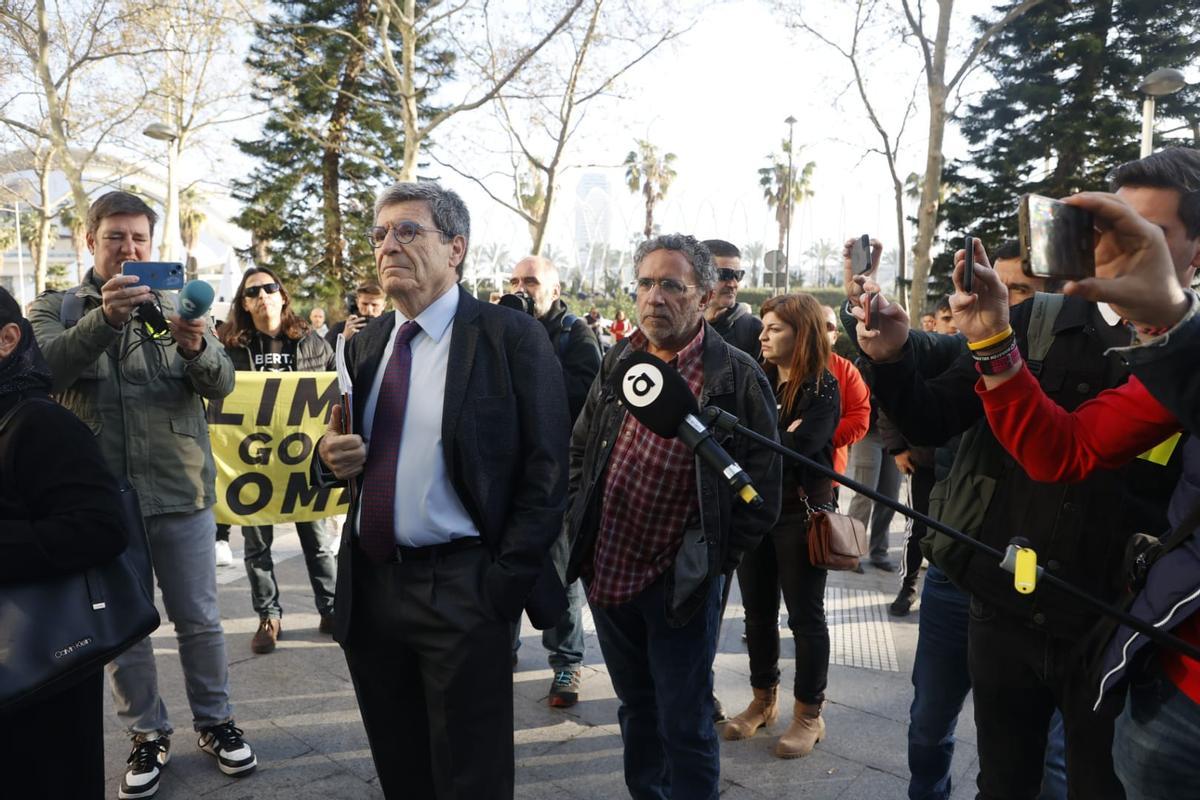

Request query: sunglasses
[
  {"left": 244, "top": 282, "right": 281, "bottom": 298},
  {"left": 717, "top": 268, "right": 745, "bottom": 282}
]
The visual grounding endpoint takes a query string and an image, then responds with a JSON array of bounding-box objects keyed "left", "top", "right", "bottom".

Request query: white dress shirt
[{"left": 357, "top": 285, "right": 479, "bottom": 547}]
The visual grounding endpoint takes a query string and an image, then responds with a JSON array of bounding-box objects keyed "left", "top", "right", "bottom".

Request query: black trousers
[
  {"left": 899, "top": 465, "right": 937, "bottom": 593},
  {"left": 968, "top": 600, "right": 1125, "bottom": 800},
  {"left": 1, "top": 669, "right": 104, "bottom": 798},
  {"left": 736, "top": 513, "right": 829, "bottom": 704},
  {"left": 342, "top": 542, "right": 514, "bottom": 800}
]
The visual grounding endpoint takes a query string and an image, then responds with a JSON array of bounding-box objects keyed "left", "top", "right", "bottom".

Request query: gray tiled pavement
[{"left": 102, "top": 499, "right": 982, "bottom": 799}]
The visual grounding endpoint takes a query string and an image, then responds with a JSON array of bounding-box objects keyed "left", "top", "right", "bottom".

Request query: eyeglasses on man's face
[
  {"left": 633, "top": 277, "right": 698, "bottom": 296},
  {"left": 244, "top": 282, "right": 281, "bottom": 298},
  {"left": 367, "top": 220, "right": 447, "bottom": 249},
  {"left": 717, "top": 268, "right": 745, "bottom": 282}
]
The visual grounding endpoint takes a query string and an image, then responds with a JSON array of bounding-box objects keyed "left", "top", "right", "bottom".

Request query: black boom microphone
[{"left": 612, "top": 351, "right": 763, "bottom": 507}]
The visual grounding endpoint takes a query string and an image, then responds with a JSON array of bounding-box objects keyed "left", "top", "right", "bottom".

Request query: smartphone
[
  {"left": 122, "top": 261, "right": 184, "bottom": 291},
  {"left": 1018, "top": 194, "right": 1095, "bottom": 280},
  {"left": 863, "top": 291, "right": 878, "bottom": 331},
  {"left": 851, "top": 234, "right": 872, "bottom": 274},
  {"left": 962, "top": 235, "right": 975, "bottom": 294}
]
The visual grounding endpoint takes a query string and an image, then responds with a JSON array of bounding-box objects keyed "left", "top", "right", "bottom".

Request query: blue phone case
[{"left": 123, "top": 262, "right": 185, "bottom": 291}]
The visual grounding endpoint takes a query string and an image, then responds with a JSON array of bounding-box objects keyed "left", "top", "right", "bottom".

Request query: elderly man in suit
[{"left": 315, "top": 181, "right": 570, "bottom": 800}]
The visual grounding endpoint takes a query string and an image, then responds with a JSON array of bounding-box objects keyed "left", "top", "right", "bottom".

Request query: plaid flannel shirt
[{"left": 588, "top": 325, "right": 706, "bottom": 606}]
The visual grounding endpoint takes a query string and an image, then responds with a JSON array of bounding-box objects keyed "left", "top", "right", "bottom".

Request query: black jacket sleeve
[
  {"left": 0, "top": 401, "right": 127, "bottom": 584},
  {"left": 561, "top": 319, "right": 602, "bottom": 425},
  {"left": 1124, "top": 296, "right": 1200, "bottom": 436}
]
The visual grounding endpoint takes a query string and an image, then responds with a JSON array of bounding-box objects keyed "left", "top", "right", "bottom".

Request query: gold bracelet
[{"left": 967, "top": 326, "right": 1014, "bottom": 352}]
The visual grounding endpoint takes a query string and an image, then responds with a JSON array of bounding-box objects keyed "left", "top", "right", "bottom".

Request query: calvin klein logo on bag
[{"left": 54, "top": 637, "right": 93, "bottom": 659}]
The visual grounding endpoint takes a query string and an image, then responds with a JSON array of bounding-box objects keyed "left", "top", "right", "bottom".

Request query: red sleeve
[
  {"left": 977, "top": 367, "right": 1179, "bottom": 483},
  {"left": 830, "top": 354, "right": 871, "bottom": 449}
]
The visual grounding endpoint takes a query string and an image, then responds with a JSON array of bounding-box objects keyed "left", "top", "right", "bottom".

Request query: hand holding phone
[{"left": 121, "top": 261, "right": 185, "bottom": 291}]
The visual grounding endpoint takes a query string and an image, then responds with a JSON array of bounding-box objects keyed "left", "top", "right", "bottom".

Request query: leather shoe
[
  {"left": 251, "top": 618, "right": 281, "bottom": 654},
  {"left": 871, "top": 559, "right": 896, "bottom": 573},
  {"left": 318, "top": 614, "right": 335, "bottom": 635}
]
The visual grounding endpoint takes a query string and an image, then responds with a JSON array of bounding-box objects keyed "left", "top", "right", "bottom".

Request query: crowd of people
[{"left": 0, "top": 145, "right": 1197, "bottom": 800}]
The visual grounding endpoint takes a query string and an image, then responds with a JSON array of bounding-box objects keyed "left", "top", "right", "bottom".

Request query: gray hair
[
  {"left": 374, "top": 181, "right": 472, "bottom": 276},
  {"left": 634, "top": 234, "right": 717, "bottom": 291}
]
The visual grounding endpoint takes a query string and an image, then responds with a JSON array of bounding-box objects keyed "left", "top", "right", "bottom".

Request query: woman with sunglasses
[
  {"left": 216, "top": 267, "right": 338, "bottom": 654},
  {"left": 722, "top": 292, "right": 840, "bottom": 759}
]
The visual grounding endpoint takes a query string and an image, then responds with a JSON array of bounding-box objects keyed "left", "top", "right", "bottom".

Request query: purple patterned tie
[{"left": 358, "top": 320, "right": 422, "bottom": 562}]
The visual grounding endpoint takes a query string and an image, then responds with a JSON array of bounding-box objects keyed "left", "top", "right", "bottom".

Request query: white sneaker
[
  {"left": 214, "top": 539, "right": 233, "bottom": 567},
  {"left": 119, "top": 732, "right": 170, "bottom": 799}
]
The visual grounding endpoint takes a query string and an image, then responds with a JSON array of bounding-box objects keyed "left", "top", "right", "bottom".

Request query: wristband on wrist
[
  {"left": 968, "top": 326, "right": 1014, "bottom": 351},
  {"left": 974, "top": 341, "right": 1022, "bottom": 375}
]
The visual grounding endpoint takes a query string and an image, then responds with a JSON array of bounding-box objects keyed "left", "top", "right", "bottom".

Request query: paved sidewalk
[{"left": 102, "top": 510, "right": 981, "bottom": 799}]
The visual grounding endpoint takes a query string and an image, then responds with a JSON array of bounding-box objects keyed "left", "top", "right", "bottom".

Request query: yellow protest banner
[{"left": 207, "top": 372, "right": 349, "bottom": 526}]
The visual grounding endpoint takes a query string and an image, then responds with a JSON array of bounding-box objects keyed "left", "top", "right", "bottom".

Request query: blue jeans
[
  {"left": 908, "top": 566, "right": 1067, "bottom": 800},
  {"left": 590, "top": 573, "right": 723, "bottom": 800},
  {"left": 107, "top": 509, "right": 233, "bottom": 734},
  {"left": 1114, "top": 667, "right": 1200, "bottom": 800},
  {"left": 241, "top": 519, "right": 337, "bottom": 619}
]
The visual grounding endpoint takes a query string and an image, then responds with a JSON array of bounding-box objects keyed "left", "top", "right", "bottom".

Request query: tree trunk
[
  {"left": 397, "top": 0, "right": 422, "bottom": 182},
  {"left": 643, "top": 183, "right": 654, "bottom": 239},
  {"left": 889, "top": 166, "right": 907, "bottom": 309},
  {"left": 322, "top": 0, "right": 371, "bottom": 289},
  {"left": 909, "top": 92, "right": 946, "bottom": 318},
  {"left": 71, "top": 220, "right": 87, "bottom": 283}
]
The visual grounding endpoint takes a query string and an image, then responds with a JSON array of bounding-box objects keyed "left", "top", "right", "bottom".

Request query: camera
[{"left": 498, "top": 292, "right": 535, "bottom": 315}]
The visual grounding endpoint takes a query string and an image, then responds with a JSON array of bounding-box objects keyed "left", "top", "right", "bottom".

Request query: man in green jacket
[{"left": 29, "top": 191, "right": 255, "bottom": 799}]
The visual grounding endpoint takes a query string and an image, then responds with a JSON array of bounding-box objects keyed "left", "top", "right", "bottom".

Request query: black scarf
[{"left": 0, "top": 319, "right": 54, "bottom": 398}]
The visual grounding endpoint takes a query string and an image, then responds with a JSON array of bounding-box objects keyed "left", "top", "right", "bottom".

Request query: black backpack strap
[
  {"left": 59, "top": 286, "right": 86, "bottom": 329},
  {"left": 559, "top": 313, "right": 579, "bottom": 360}
]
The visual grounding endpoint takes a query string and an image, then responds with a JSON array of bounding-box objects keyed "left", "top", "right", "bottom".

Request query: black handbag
[{"left": 0, "top": 399, "right": 160, "bottom": 712}]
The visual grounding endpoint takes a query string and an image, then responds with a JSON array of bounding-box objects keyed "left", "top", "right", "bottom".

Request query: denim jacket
[{"left": 565, "top": 322, "right": 782, "bottom": 626}]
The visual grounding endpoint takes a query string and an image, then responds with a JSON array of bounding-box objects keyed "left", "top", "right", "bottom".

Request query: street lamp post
[
  {"left": 784, "top": 115, "right": 796, "bottom": 295},
  {"left": 13, "top": 201, "right": 27, "bottom": 308},
  {"left": 1138, "top": 68, "right": 1187, "bottom": 158},
  {"left": 142, "top": 122, "right": 181, "bottom": 261}
]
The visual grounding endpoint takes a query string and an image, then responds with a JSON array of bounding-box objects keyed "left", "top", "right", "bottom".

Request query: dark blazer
[{"left": 319, "top": 285, "right": 571, "bottom": 643}]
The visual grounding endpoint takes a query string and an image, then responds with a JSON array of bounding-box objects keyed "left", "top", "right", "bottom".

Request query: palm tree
[
  {"left": 57, "top": 204, "right": 88, "bottom": 282},
  {"left": 742, "top": 241, "right": 765, "bottom": 287},
  {"left": 759, "top": 140, "right": 815, "bottom": 290},
  {"left": 179, "top": 188, "right": 207, "bottom": 282},
  {"left": 805, "top": 238, "right": 838, "bottom": 287},
  {"left": 624, "top": 139, "right": 677, "bottom": 240}
]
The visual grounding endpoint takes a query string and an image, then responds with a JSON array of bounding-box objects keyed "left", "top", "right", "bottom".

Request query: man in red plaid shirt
[{"left": 565, "top": 234, "right": 781, "bottom": 800}]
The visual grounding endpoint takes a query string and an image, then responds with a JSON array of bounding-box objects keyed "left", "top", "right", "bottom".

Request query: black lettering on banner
[
  {"left": 256, "top": 378, "right": 282, "bottom": 426},
  {"left": 276, "top": 432, "right": 313, "bottom": 466},
  {"left": 206, "top": 396, "right": 244, "bottom": 426},
  {"left": 227, "top": 473, "right": 272, "bottom": 515},
  {"left": 288, "top": 377, "right": 340, "bottom": 426},
  {"left": 281, "top": 471, "right": 335, "bottom": 514},
  {"left": 238, "top": 432, "right": 272, "bottom": 465}
]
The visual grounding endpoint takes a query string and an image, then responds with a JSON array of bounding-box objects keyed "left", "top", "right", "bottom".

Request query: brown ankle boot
[
  {"left": 721, "top": 686, "right": 779, "bottom": 741},
  {"left": 774, "top": 701, "right": 825, "bottom": 758}
]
